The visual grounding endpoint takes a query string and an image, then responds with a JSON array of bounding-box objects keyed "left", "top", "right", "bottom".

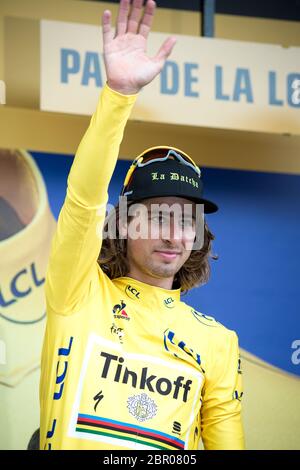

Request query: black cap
[{"left": 121, "top": 146, "right": 218, "bottom": 214}]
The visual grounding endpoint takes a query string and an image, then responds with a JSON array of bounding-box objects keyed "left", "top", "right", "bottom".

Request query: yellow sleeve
[
  {"left": 45, "top": 84, "right": 137, "bottom": 315},
  {"left": 200, "top": 330, "right": 245, "bottom": 450}
]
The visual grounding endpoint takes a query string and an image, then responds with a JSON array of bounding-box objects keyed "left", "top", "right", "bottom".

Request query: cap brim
[
  {"left": 198, "top": 198, "right": 218, "bottom": 214},
  {"left": 126, "top": 193, "right": 218, "bottom": 214}
]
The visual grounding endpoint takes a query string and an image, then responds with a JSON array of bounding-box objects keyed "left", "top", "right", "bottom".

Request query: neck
[{"left": 126, "top": 267, "right": 174, "bottom": 290}]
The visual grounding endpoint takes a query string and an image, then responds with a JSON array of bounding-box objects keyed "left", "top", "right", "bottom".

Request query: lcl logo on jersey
[
  {"left": 164, "top": 297, "right": 175, "bottom": 309},
  {"left": 125, "top": 285, "right": 140, "bottom": 300},
  {"left": 164, "top": 329, "right": 205, "bottom": 373}
]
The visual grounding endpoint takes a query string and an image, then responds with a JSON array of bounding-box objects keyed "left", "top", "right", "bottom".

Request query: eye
[
  {"left": 180, "top": 218, "right": 194, "bottom": 228},
  {"left": 150, "top": 214, "right": 169, "bottom": 224}
]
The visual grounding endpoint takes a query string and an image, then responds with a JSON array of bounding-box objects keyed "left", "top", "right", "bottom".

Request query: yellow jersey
[{"left": 40, "top": 84, "right": 245, "bottom": 451}]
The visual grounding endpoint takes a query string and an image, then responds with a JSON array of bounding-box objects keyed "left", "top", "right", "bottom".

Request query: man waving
[{"left": 40, "top": 0, "right": 245, "bottom": 450}]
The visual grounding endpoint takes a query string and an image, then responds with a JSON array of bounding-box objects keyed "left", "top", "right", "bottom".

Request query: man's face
[{"left": 122, "top": 197, "right": 197, "bottom": 283}]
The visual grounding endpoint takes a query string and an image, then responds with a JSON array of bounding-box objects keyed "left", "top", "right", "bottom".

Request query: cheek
[
  {"left": 180, "top": 248, "right": 192, "bottom": 265},
  {"left": 126, "top": 238, "right": 137, "bottom": 260},
  {"left": 182, "top": 233, "right": 196, "bottom": 252},
  {"left": 127, "top": 238, "right": 149, "bottom": 260}
]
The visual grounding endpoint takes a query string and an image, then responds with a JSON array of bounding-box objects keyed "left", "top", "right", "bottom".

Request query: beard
[{"left": 141, "top": 256, "right": 180, "bottom": 279}]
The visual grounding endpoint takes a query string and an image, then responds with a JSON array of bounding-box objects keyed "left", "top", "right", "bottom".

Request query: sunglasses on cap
[{"left": 121, "top": 146, "right": 201, "bottom": 196}]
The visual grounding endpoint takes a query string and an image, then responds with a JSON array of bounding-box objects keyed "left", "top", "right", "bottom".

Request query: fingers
[
  {"left": 154, "top": 36, "right": 177, "bottom": 65},
  {"left": 115, "top": 0, "right": 157, "bottom": 38},
  {"left": 102, "top": 10, "right": 114, "bottom": 45},
  {"left": 127, "top": 0, "right": 143, "bottom": 34},
  {"left": 139, "top": 0, "right": 156, "bottom": 39},
  {"left": 116, "top": 0, "right": 130, "bottom": 36}
]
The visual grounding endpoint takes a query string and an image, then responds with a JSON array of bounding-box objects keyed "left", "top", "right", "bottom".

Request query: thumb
[{"left": 154, "top": 36, "right": 177, "bottom": 67}]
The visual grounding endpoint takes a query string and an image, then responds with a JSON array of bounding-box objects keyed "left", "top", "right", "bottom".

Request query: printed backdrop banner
[
  {"left": 40, "top": 20, "right": 300, "bottom": 135},
  {"left": 0, "top": 148, "right": 56, "bottom": 450}
]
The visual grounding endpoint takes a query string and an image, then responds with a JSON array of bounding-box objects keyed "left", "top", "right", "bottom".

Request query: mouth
[{"left": 154, "top": 250, "right": 181, "bottom": 261}]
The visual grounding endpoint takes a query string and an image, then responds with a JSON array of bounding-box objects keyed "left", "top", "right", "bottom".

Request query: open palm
[{"left": 102, "top": 0, "right": 176, "bottom": 95}]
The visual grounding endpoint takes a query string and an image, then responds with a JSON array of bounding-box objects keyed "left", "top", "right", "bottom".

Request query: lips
[{"left": 154, "top": 250, "right": 181, "bottom": 261}]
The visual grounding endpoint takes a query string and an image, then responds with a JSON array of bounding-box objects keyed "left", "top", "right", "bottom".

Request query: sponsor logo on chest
[{"left": 125, "top": 285, "right": 141, "bottom": 300}]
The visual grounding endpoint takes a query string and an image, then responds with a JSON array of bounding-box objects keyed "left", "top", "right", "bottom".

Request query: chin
[{"left": 151, "top": 265, "right": 177, "bottom": 278}]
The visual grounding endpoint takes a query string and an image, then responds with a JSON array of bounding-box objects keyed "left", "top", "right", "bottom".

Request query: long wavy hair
[{"left": 98, "top": 201, "right": 217, "bottom": 294}]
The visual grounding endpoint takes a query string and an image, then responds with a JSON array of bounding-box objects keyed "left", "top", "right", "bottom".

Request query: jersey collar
[{"left": 113, "top": 276, "right": 181, "bottom": 308}]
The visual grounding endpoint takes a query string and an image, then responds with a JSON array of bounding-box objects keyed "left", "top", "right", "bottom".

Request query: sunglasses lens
[
  {"left": 141, "top": 149, "right": 166, "bottom": 163},
  {"left": 141, "top": 148, "right": 196, "bottom": 167}
]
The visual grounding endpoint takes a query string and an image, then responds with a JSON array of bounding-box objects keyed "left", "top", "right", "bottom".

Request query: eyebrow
[{"left": 148, "top": 211, "right": 196, "bottom": 220}]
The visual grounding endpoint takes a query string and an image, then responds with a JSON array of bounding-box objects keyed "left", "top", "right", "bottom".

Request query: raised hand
[{"left": 102, "top": 0, "right": 177, "bottom": 95}]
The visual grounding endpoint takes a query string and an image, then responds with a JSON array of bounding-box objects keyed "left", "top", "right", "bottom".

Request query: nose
[
  {"left": 161, "top": 216, "right": 196, "bottom": 252},
  {"left": 161, "top": 217, "right": 182, "bottom": 242}
]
